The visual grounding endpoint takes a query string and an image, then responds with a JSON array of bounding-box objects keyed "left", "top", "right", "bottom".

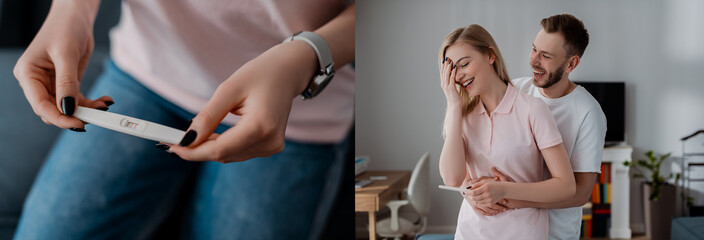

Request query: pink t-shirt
[
  {"left": 109, "top": 0, "right": 354, "bottom": 143},
  {"left": 455, "top": 85, "right": 563, "bottom": 240}
]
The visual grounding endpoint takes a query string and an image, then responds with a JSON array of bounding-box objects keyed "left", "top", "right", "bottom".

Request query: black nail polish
[
  {"left": 97, "top": 107, "right": 109, "bottom": 111},
  {"left": 61, "top": 97, "right": 75, "bottom": 116},
  {"left": 105, "top": 101, "right": 114, "bottom": 106},
  {"left": 466, "top": 186, "right": 471, "bottom": 189},
  {"left": 443, "top": 57, "right": 447, "bottom": 63},
  {"left": 69, "top": 127, "right": 86, "bottom": 132},
  {"left": 180, "top": 130, "right": 197, "bottom": 146},
  {"left": 155, "top": 143, "right": 170, "bottom": 150}
]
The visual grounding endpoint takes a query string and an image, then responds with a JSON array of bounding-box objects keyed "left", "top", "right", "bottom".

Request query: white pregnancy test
[
  {"left": 73, "top": 106, "right": 186, "bottom": 145},
  {"left": 438, "top": 185, "right": 471, "bottom": 192}
]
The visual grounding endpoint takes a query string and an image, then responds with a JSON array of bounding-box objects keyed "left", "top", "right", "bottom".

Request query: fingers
[
  {"left": 446, "top": 60, "right": 456, "bottom": 87},
  {"left": 16, "top": 72, "right": 84, "bottom": 129},
  {"left": 473, "top": 205, "right": 494, "bottom": 216},
  {"left": 467, "top": 185, "right": 486, "bottom": 198},
  {"left": 469, "top": 178, "right": 487, "bottom": 190},
  {"left": 171, "top": 111, "right": 284, "bottom": 163},
  {"left": 487, "top": 203, "right": 508, "bottom": 212},
  {"left": 78, "top": 95, "right": 114, "bottom": 109},
  {"left": 441, "top": 59, "right": 449, "bottom": 86},
  {"left": 171, "top": 96, "right": 286, "bottom": 163},
  {"left": 467, "top": 183, "right": 493, "bottom": 204},
  {"left": 467, "top": 195, "right": 504, "bottom": 216},
  {"left": 481, "top": 204, "right": 506, "bottom": 215},
  {"left": 180, "top": 83, "right": 240, "bottom": 148},
  {"left": 444, "top": 59, "right": 451, "bottom": 86},
  {"left": 169, "top": 134, "right": 223, "bottom": 161},
  {"left": 469, "top": 192, "right": 489, "bottom": 203},
  {"left": 469, "top": 176, "right": 494, "bottom": 185},
  {"left": 491, "top": 167, "right": 513, "bottom": 182},
  {"left": 36, "top": 96, "right": 85, "bottom": 128},
  {"left": 52, "top": 52, "right": 81, "bottom": 116},
  {"left": 449, "top": 61, "right": 457, "bottom": 86},
  {"left": 172, "top": 65, "right": 290, "bottom": 162},
  {"left": 441, "top": 58, "right": 455, "bottom": 87},
  {"left": 499, "top": 199, "right": 520, "bottom": 209},
  {"left": 463, "top": 182, "right": 507, "bottom": 216}
]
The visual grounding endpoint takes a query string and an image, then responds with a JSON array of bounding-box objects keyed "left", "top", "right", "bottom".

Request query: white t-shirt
[
  {"left": 512, "top": 77, "right": 607, "bottom": 240},
  {"left": 110, "top": 0, "right": 355, "bottom": 143}
]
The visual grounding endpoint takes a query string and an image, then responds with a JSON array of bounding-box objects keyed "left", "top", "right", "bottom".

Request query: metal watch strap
[{"left": 283, "top": 31, "right": 335, "bottom": 99}]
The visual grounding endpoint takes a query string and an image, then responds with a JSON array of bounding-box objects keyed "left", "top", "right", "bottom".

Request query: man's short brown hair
[{"left": 540, "top": 14, "right": 589, "bottom": 58}]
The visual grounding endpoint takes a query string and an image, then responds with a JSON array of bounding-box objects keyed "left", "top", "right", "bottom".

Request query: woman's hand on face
[
  {"left": 440, "top": 58, "right": 460, "bottom": 105},
  {"left": 467, "top": 178, "right": 508, "bottom": 208},
  {"left": 14, "top": 2, "right": 112, "bottom": 130},
  {"left": 167, "top": 40, "right": 317, "bottom": 163}
]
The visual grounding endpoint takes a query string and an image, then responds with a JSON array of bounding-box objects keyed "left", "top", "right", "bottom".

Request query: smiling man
[
  {"left": 461, "top": 14, "right": 607, "bottom": 240},
  {"left": 512, "top": 14, "right": 607, "bottom": 240}
]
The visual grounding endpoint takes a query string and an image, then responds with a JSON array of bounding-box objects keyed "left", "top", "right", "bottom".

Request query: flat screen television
[{"left": 574, "top": 81, "right": 625, "bottom": 145}]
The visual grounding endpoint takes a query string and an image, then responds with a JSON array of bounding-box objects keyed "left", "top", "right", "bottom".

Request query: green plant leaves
[{"left": 625, "top": 150, "right": 674, "bottom": 202}]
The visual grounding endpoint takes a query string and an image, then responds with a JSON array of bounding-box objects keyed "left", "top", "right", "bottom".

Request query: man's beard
[{"left": 533, "top": 61, "right": 566, "bottom": 88}]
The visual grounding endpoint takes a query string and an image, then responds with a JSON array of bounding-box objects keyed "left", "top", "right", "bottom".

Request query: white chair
[{"left": 376, "top": 152, "right": 430, "bottom": 239}]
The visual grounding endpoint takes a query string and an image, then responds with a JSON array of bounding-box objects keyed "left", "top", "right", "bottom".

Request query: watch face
[
  {"left": 303, "top": 72, "right": 335, "bottom": 99},
  {"left": 313, "top": 73, "right": 335, "bottom": 95}
]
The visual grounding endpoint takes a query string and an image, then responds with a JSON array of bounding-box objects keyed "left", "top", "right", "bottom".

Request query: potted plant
[{"left": 623, "top": 150, "right": 678, "bottom": 240}]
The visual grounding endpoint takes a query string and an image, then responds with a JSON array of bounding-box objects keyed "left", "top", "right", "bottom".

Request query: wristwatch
[{"left": 283, "top": 31, "right": 335, "bottom": 99}]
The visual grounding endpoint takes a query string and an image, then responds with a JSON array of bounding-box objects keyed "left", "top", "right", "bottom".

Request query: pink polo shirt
[
  {"left": 455, "top": 85, "right": 563, "bottom": 240},
  {"left": 109, "top": 0, "right": 354, "bottom": 143}
]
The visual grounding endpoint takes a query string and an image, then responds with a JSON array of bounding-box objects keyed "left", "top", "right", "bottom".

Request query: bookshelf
[
  {"left": 600, "top": 145, "right": 633, "bottom": 239},
  {"left": 583, "top": 162, "right": 613, "bottom": 237},
  {"left": 582, "top": 146, "right": 633, "bottom": 238}
]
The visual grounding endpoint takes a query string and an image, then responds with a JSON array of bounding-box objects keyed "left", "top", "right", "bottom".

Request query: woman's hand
[
  {"left": 168, "top": 40, "right": 317, "bottom": 163},
  {"left": 463, "top": 176, "right": 508, "bottom": 215},
  {"left": 440, "top": 58, "right": 460, "bottom": 105},
  {"left": 14, "top": 1, "right": 112, "bottom": 130},
  {"left": 168, "top": 3, "right": 354, "bottom": 163},
  {"left": 467, "top": 177, "right": 509, "bottom": 208}
]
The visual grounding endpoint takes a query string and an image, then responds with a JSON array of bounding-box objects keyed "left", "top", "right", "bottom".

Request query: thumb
[
  {"left": 53, "top": 53, "right": 80, "bottom": 116},
  {"left": 491, "top": 167, "right": 511, "bottom": 182},
  {"left": 180, "top": 87, "right": 237, "bottom": 147}
]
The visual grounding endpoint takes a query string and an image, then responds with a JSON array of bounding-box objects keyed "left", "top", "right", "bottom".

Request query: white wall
[{"left": 356, "top": 0, "right": 704, "bottom": 232}]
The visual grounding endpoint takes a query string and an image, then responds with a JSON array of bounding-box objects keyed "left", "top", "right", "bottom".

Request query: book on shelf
[{"left": 581, "top": 162, "right": 612, "bottom": 238}]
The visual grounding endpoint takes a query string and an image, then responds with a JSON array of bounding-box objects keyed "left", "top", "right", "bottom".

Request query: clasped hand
[{"left": 462, "top": 167, "right": 517, "bottom": 216}]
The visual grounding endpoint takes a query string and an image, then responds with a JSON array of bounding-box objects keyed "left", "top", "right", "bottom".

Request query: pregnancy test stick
[
  {"left": 438, "top": 185, "right": 471, "bottom": 192},
  {"left": 73, "top": 106, "right": 186, "bottom": 145}
]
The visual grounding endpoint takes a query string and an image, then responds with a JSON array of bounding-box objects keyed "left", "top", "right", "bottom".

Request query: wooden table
[{"left": 355, "top": 171, "right": 411, "bottom": 240}]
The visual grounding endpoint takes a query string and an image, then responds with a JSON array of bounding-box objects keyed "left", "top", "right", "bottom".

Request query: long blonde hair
[{"left": 438, "top": 24, "right": 512, "bottom": 116}]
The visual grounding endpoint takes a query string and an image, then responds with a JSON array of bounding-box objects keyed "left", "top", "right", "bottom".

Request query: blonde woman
[{"left": 438, "top": 24, "right": 576, "bottom": 239}]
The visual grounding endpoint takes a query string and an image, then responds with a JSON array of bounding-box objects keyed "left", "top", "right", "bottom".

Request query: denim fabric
[{"left": 14, "top": 59, "right": 348, "bottom": 240}]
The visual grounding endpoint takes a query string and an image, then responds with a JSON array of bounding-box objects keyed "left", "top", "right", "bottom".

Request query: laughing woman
[{"left": 438, "top": 24, "right": 576, "bottom": 239}]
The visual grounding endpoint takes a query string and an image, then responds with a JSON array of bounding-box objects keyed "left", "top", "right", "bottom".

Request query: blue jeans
[{"left": 14, "top": 59, "right": 348, "bottom": 240}]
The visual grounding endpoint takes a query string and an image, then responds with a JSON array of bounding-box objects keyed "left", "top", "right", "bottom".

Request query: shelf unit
[
  {"left": 601, "top": 145, "right": 633, "bottom": 239},
  {"left": 681, "top": 130, "right": 704, "bottom": 216}
]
